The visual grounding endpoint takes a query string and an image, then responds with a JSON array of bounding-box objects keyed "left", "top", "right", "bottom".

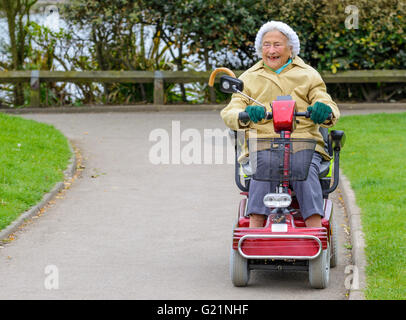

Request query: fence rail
[{"left": 0, "top": 69, "right": 405, "bottom": 107}]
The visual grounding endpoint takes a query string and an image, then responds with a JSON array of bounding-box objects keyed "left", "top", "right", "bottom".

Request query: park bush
[{"left": 268, "top": 0, "right": 405, "bottom": 72}]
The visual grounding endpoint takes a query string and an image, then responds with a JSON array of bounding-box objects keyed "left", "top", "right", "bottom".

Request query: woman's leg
[
  {"left": 291, "top": 152, "right": 324, "bottom": 228},
  {"left": 305, "top": 214, "right": 322, "bottom": 228},
  {"left": 249, "top": 213, "right": 267, "bottom": 228}
]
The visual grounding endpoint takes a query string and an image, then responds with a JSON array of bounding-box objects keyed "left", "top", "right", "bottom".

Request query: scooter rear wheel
[
  {"left": 309, "top": 244, "right": 330, "bottom": 289},
  {"left": 230, "top": 247, "right": 250, "bottom": 287},
  {"left": 330, "top": 213, "right": 338, "bottom": 268}
]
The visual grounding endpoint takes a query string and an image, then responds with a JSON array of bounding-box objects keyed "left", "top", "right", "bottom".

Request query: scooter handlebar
[
  {"left": 238, "top": 110, "right": 332, "bottom": 123},
  {"left": 238, "top": 111, "right": 272, "bottom": 123},
  {"left": 238, "top": 111, "right": 250, "bottom": 123},
  {"left": 296, "top": 111, "right": 333, "bottom": 121}
]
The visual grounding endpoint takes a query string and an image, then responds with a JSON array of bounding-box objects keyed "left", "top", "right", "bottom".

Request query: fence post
[
  {"left": 154, "top": 71, "right": 164, "bottom": 105},
  {"left": 209, "top": 86, "right": 216, "bottom": 103},
  {"left": 30, "top": 70, "right": 40, "bottom": 107}
]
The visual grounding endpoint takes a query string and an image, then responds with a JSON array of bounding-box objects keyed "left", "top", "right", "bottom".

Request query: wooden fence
[{"left": 0, "top": 69, "right": 405, "bottom": 107}]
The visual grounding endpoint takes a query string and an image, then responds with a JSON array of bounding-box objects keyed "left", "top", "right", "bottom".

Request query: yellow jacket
[{"left": 220, "top": 56, "right": 340, "bottom": 160}]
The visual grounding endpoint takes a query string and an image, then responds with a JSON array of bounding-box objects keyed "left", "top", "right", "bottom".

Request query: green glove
[
  {"left": 245, "top": 105, "right": 265, "bottom": 123},
  {"left": 307, "top": 102, "right": 332, "bottom": 124}
]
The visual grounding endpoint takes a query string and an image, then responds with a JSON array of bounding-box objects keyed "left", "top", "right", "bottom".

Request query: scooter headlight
[{"left": 263, "top": 193, "right": 292, "bottom": 208}]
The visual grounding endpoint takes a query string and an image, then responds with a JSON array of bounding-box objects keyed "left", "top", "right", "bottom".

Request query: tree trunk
[
  {"left": 91, "top": 26, "right": 112, "bottom": 103},
  {"left": 1, "top": 0, "right": 38, "bottom": 106},
  {"left": 3, "top": 0, "right": 23, "bottom": 105},
  {"left": 177, "top": 38, "right": 187, "bottom": 102},
  {"left": 204, "top": 48, "right": 216, "bottom": 103}
]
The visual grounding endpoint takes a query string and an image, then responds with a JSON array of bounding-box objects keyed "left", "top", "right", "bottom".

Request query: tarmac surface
[{"left": 0, "top": 107, "right": 403, "bottom": 299}]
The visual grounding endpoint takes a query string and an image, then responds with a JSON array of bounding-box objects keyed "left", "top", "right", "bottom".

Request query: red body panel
[{"left": 233, "top": 224, "right": 328, "bottom": 258}]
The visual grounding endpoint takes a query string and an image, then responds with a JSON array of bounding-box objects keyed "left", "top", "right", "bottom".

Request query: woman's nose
[{"left": 268, "top": 46, "right": 277, "bottom": 53}]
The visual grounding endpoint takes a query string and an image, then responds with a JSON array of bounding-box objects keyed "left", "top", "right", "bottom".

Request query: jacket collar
[
  {"left": 247, "top": 56, "right": 307, "bottom": 91},
  {"left": 290, "top": 56, "right": 308, "bottom": 69},
  {"left": 249, "top": 56, "right": 307, "bottom": 73}
]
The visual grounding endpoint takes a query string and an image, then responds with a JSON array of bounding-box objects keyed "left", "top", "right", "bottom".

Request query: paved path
[{"left": 0, "top": 109, "right": 386, "bottom": 299}]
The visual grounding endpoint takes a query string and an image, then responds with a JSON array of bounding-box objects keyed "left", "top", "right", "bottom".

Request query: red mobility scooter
[{"left": 218, "top": 75, "right": 345, "bottom": 289}]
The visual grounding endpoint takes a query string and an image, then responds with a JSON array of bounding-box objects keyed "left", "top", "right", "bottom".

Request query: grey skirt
[{"left": 246, "top": 151, "right": 324, "bottom": 220}]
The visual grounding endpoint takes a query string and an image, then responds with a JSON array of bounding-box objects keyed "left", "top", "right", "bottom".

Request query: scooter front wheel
[{"left": 230, "top": 247, "right": 250, "bottom": 287}]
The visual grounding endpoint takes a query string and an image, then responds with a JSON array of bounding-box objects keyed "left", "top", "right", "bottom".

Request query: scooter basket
[{"left": 248, "top": 138, "right": 317, "bottom": 182}]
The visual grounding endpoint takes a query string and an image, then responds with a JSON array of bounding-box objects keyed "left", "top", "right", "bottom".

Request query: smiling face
[{"left": 261, "top": 30, "right": 292, "bottom": 70}]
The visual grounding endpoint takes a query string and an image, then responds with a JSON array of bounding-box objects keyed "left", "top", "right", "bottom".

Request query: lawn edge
[
  {"left": 339, "top": 172, "right": 367, "bottom": 300},
  {"left": 0, "top": 140, "right": 77, "bottom": 242}
]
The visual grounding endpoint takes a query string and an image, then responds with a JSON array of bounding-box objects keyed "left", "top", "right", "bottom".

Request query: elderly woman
[{"left": 221, "top": 21, "right": 340, "bottom": 228}]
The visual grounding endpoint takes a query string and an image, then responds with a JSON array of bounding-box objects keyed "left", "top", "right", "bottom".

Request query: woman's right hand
[{"left": 245, "top": 105, "right": 265, "bottom": 123}]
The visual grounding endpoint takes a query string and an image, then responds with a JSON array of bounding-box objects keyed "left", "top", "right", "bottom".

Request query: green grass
[
  {"left": 0, "top": 113, "right": 71, "bottom": 231},
  {"left": 334, "top": 112, "right": 406, "bottom": 300}
]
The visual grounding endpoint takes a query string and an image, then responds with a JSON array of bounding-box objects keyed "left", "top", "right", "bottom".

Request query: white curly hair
[{"left": 255, "top": 21, "right": 300, "bottom": 59}]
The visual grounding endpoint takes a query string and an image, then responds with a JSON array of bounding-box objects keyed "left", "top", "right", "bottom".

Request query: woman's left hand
[{"left": 307, "top": 102, "right": 332, "bottom": 124}]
